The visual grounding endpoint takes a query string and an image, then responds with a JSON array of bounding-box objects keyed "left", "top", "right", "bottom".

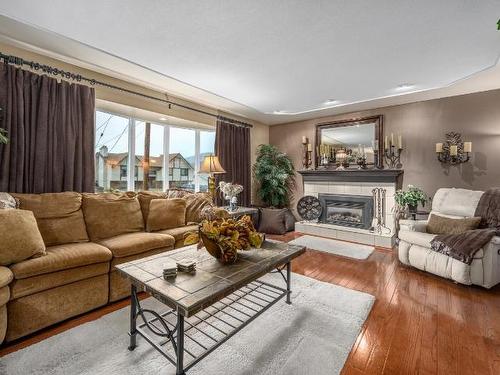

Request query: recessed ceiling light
[
  {"left": 159, "top": 117, "right": 167, "bottom": 121},
  {"left": 395, "top": 83, "right": 415, "bottom": 91},
  {"left": 324, "top": 99, "right": 339, "bottom": 105}
]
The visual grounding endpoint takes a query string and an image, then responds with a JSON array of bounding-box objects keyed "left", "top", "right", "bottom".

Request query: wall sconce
[{"left": 436, "top": 132, "right": 471, "bottom": 164}]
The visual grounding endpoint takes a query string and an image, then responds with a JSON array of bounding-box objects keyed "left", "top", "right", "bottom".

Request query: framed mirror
[{"left": 315, "top": 115, "right": 384, "bottom": 169}]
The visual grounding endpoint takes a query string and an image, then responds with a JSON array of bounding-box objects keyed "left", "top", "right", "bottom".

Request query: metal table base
[{"left": 128, "top": 262, "right": 292, "bottom": 374}]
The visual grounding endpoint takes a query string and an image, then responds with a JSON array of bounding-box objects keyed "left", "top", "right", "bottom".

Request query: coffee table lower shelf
[{"left": 128, "top": 277, "right": 289, "bottom": 374}]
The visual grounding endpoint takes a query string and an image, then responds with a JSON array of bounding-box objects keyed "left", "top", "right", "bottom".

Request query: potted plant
[
  {"left": 394, "top": 184, "right": 428, "bottom": 214},
  {"left": 253, "top": 144, "right": 295, "bottom": 208}
]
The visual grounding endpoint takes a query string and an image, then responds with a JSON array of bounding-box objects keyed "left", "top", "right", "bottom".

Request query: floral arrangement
[
  {"left": 184, "top": 215, "right": 264, "bottom": 264},
  {"left": 219, "top": 181, "right": 243, "bottom": 200},
  {"left": 394, "top": 184, "right": 428, "bottom": 210}
]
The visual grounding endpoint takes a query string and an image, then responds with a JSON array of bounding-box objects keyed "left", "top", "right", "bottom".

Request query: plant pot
[{"left": 408, "top": 204, "right": 418, "bottom": 214}]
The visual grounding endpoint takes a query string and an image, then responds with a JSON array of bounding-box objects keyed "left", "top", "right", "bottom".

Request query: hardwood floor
[{"left": 2, "top": 232, "right": 500, "bottom": 375}]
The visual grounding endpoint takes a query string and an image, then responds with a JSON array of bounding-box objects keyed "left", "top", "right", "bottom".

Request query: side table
[{"left": 221, "top": 206, "right": 259, "bottom": 226}]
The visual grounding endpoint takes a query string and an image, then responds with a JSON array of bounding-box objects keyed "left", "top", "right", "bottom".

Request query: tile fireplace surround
[{"left": 296, "top": 169, "right": 404, "bottom": 248}]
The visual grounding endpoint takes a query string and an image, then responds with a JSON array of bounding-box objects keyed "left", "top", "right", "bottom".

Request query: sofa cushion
[
  {"left": 0, "top": 210, "right": 46, "bottom": 266},
  {"left": 9, "top": 262, "right": 109, "bottom": 300},
  {"left": 167, "top": 188, "right": 193, "bottom": 199},
  {"left": 11, "top": 192, "right": 89, "bottom": 246},
  {"left": 0, "top": 286, "right": 9, "bottom": 306},
  {"left": 426, "top": 214, "right": 481, "bottom": 235},
  {"left": 184, "top": 193, "right": 213, "bottom": 223},
  {"left": 258, "top": 208, "right": 287, "bottom": 235},
  {"left": 82, "top": 193, "right": 144, "bottom": 241},
  {"left": 432, "top": 188, "right": 484, "bottom": 218},
  {"left": 137, "top": 191, "right": 169, "bottom": 222},
  {"left": 98, "top": 232, "right": 174, "bottom": 258},
  {"left": 0, "top": 267, "right": 13, "bottom": 288},
  {"left": 147, "top": 198, "right": 186, "bottom": 232},
  {"left": 399, "top": 230, "right": 437, "bottom": 248},
  {"left": 10, "top": 242, "right": 112, "bottom": 279}
]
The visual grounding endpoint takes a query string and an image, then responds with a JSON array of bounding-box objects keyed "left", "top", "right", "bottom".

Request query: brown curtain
[
  {"left": 0, "top": 62, "right": 95, "bottom": 193},
  {"left": 215, "top": 116, "right": 251, "bottom": 206}
]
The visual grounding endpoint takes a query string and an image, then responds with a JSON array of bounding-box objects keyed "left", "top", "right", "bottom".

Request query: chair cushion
[
  {"left": 98, "top": 232, "right": 175, "bottom": 258},
  {"left": 12, "top": 192, "right": 89, "bottom": 246},
  {"left": 399, "top": 230, "right": 437, "bottom": 248},
  {"left": 259, "top": 208, "right": 287, "bottom": 235},
  {"left": 0, "top": 210, "right": 46, "bottom": 266},
  {"left": 157, "top": 225, "right": 199, "bottom": 243},
  {"left": 147, "top": 199, "right": 186, "bottom": 232},
  {"left": 82, "top": 193, "right": 145, "bottom": 241},
  {"left": 426, "top": 214, "right": 481, "bottom": 235},
  {"left": 184, "top": 193, "right": 213, "bottom": 223},
  {"left": 10, "top": 242, "right": 112, "bottom": 279},
  {"left": 0, "top": 267, "right": 13, "bottom": 288}
]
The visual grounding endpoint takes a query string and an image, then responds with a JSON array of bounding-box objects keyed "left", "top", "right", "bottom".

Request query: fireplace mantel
[{"left": 298, "top": 169, "right": 404, "bottom": 186}]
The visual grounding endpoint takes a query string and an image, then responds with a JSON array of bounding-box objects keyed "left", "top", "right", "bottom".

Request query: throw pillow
[
  {"left": 284, "top": 209, "right": 296, "bottom": 232},
  {"left": 258, "top": 208, "right": 287, "bottom": 235},
  {"left": 426, "top": 214, "right": 481, "bottom": 235},
  {"left": 147, "top": 198, "right": 187, "bottom": 232},
  {"left": 184, "top": 193, "right": 214, "bottom": 223},
  {"left": 0, "top": 210, "right": 46, "bottom": 266},
  {"left": 0, "top": 192, "right": 19, "bottom": 209},
  {"left": 137, "top": 191, "right": 169, "bottom": 222}
]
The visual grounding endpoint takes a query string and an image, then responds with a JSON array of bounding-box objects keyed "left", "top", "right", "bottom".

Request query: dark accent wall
[{"left": 269, "top": 89, "right": 500, "bottom": 208}]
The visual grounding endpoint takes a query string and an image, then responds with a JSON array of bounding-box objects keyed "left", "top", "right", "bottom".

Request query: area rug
[
  {"left": 0, "top": 273, "right": 374, "bottom": 375},
  {"left": 289, "top": 235, "right": 374, "bottom": 260}
]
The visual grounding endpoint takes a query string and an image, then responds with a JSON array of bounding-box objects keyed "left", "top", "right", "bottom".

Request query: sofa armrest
[
  {"left": 399, "top": 219, "right": 427, "bottom": 233},
  {"left": 0, "top": 266, "right": 13, "bottom": 289}
]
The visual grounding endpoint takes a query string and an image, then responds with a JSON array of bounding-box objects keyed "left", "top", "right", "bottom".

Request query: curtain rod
[{"left": 0, "top": 51, "right": 253, "bottom": 128}]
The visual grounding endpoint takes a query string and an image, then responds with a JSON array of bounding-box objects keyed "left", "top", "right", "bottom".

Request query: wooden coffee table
[{"left": 115, "top": 240, "right": 305, "bottom": 375}]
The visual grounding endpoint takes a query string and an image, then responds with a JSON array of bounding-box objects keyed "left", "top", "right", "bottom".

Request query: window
[
  {"left": 169, "top": 127, "right": 195, "bottom": 191},
  {"left": 94, "top": 110, "right": 215, "bottom": 193},
  {"left": 134, "top": 121, "right": 164, "bottom": 191},
  {"left": 95, "top": 111, "right": 129, "bottom": 192},
  {"left": 199, "top": 130, "right": 216, "bottom": 192}
]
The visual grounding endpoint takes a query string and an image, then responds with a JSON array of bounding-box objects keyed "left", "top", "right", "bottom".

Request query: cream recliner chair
[{"left": 398, "top": 188, "right": 500, "bottom": 288}]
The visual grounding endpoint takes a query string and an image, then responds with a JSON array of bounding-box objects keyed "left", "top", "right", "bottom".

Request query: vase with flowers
[{"left": 219, "top": 181, "right": 243, "bottom": 212}]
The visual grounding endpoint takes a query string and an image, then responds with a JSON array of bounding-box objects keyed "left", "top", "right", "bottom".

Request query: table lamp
[{"left": 199, "top": 155, "right": 226, "bottom": 200}]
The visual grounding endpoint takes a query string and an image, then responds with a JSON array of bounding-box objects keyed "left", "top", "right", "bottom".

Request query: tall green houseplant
[{"left": 253, "top": 144, "right": 295, "bottom": 208}]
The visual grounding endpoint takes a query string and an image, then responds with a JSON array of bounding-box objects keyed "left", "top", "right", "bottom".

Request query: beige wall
[
  {"left": 0, "top": 41, "right": 269, "bottom": 203},
  {"left": 269, "top": 89, "right": 500, "bottom": 209}
]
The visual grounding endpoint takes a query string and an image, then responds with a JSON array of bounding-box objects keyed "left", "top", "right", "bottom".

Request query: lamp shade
[{"left": 199, "top": 155, "right": 226, "bottom": 174}]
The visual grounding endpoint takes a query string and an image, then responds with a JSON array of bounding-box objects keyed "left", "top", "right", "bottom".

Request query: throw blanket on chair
[{"left": 430, "top": 188, "right": 500, "bottom": 265}]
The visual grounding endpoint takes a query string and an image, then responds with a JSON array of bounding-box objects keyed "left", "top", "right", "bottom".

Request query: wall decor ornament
[
  {"left": 435, "top": 132, "right": 472, "bottom": 165},
  {"left": 297, "top": 195, "right": 322, "bottom": 221}
]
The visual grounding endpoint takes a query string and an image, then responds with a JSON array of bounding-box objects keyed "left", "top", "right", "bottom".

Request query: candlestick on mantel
[
  {"left": 436, "top": 143, "right": 443, "bottom": 153},
  {"left": 307, "top": 143, "right": 312, "bottom": 152},
  {"left": 391, "top": 133, "right": 394, "bottom": 146},
  {"left": 464, "top": 142, "right": 472, "bottom": 153},
  {"left": 397, "top": 135, "right": 403, "bottom": 149}
]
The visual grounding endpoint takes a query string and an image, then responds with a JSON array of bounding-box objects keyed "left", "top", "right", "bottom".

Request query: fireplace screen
[{"left": 318, "top": 194, "right": 373, "bottom": 229}]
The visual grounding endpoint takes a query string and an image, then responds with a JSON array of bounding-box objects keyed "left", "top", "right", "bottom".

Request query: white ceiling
[{"left": 0, "top": 1, "right": 499, "bottom": 125}]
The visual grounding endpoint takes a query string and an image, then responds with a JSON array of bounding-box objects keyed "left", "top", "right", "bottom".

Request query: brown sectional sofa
[{"left": 0, "top": 190, "right": 211, "bottom": 343}]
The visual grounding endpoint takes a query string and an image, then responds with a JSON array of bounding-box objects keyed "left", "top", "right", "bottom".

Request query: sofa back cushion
[
  {"left": 426, "top": 214, "right": 481, "bottom": 235},
  {"left": 0, "top": 210, "right": 46, "bottom": 266},
  {"left": 11, "top": 192, "right": 89, "bottom": 246},
  {"left": 432, "top": 188, "right": 484, "bottom": 218},
  {"left": 82, "top": 193, "right": 144, "bottom": 241},
  {"left": 137, "top": 191, "right": 169, "bottom": 223},
  {"left": 184, "top": 192, "right": 213, "bottom": 224},
  {"left": 147, "top": 198, "right": 186, "bottom": 232}
]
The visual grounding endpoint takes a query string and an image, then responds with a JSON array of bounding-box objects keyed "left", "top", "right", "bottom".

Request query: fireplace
[{"left": 318, "top": 193, "right": 373, "bottom": 229}]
